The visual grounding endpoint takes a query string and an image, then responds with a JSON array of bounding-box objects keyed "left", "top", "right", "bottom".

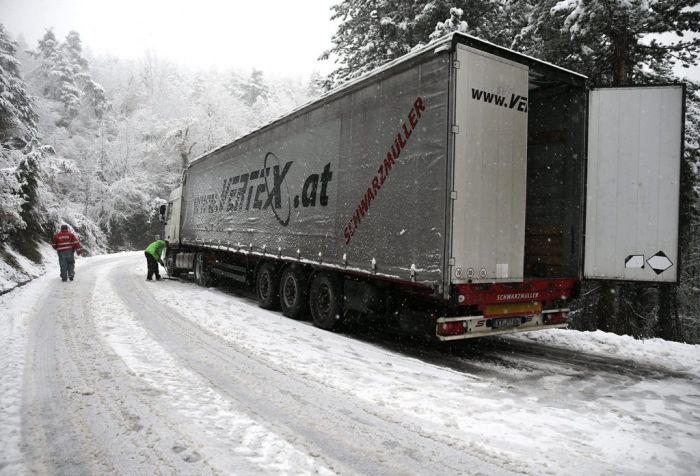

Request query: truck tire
[
  {"left": 279, "top": 264, "right": 309, "bottom": 319},
  {"left": 309, "top": 272, "right": 343, "bottom": 330},
  {"left": 256, "top": 262, "right": 280, "bottom": 310},
  {"left": 194, "top": 253, "right": 213, "bottom": 287}
]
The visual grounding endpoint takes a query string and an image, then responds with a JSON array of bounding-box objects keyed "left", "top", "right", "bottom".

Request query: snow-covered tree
[
  {"left": 32, "top": 29, "right": 80, "bottom": 119},
  {"left": 30, "top": 29, "right": 110, "bottom": 123},
  {"left": 0, "top": 23, "right": 43, "bottom": 244},
  {"left": 0, "top": 26, "right": 37, "bottom": 144},
  {"left": 240, "top": 69, "right": 270, "bottom": 106},
  {"left": 515, "top": 0, "right": 700, "bottom": 86},
  {"left": 0, "top": 154, "right": 26, "bottom": 240},
  {"left": 429, "top": 7, "right": 468, "bottom": 41},
  {"left": 671, "top": 83, "right": 700, "bottom": 342},
  {"left": 321, "top": 0, "right": 526, "bottom": 87}
]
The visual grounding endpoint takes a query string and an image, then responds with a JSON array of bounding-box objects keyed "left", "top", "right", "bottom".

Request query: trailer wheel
[
  {"left": 194, "top": 253, "right": 213, "bottom": 287},
  {"left": 279, "top": 264, "right": 309, "bottom": 319},
  {"left": 309, "top": 272, "right": 343, "bottom": 330},
  {"left": 256, "top": 262, "right": 280, "bottom": 310}
]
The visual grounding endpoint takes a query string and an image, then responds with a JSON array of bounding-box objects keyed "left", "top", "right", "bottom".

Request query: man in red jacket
[{"left": 52, "top": 224, "right": 82, "bottom": 282}]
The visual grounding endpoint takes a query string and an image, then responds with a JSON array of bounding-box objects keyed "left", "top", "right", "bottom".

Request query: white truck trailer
[{"left": 160, "top": 32, "right": 685, "bottom": 341}]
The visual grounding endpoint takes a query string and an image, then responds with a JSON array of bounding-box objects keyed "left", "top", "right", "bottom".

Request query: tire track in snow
[
  {"left": 110, "top": 256, "right": 527, "bottom": 476},
  {"left": 92, "top": 262, "right": 333, "bottom": 475},
  {"left": 21, "top": 256, "right": 217, "bottom": 475},
  {"left": 1, "top": 274, "right": 48, "bottom": 475},
  {"left": 21, "top": 270, "right": 103, "bottom": 474}
]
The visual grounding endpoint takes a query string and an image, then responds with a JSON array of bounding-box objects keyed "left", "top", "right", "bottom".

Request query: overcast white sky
[{"left": 0, "top": 0, "right": 338, "bottom": 76}]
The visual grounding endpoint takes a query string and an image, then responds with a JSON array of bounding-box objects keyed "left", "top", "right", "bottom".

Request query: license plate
[
  {"left": 484, "top": 302, "right": 542, "bottom": 317},
  {"left": 491, "top": 317, "right": 522, "bottom": 329}
]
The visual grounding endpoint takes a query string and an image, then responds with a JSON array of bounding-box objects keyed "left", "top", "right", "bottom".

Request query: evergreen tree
[
  {"left": 35, "top": 28, "right": 59, "bottom": 60},
  {"left": 429, "top": 7, "right": 469, "bottom": 41},
  {"left": 32, "top": 29, "right": 80, "bottom": 119},
  {"left": 515, "top": 0, "right": 700, "bottom": 86},
  {"left": 0, "top": 23, "right": 41, "bottom": 243},
  {"left": 31, "top": 29, "right": 110, "bottom": 123},
  {"left": 321, "top": 0, "right": 526, "bottom": 87},
  {"left": 0, "top": 24, "right": 37, "bottom": 144},
  {"left": 13, "top": 144, "right": 54, "bottom": 256},
  {"left": 666, "top": 83, "right": 700, "bottom": 342},
  {"left": 240, "top": 69, "right": 269, "bottom": 106}
]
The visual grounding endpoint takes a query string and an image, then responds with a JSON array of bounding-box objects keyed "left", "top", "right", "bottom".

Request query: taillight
[
  {"left": 437, "top": 321, "right": 467, "bottom": 336},
  {"left": 543, "top": 311, "right": 568, "bottom": 325}
]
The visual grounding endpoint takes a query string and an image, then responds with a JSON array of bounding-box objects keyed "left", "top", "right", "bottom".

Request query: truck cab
[{"left": 162, "top": 186, "right": 182, "bottom": 245}]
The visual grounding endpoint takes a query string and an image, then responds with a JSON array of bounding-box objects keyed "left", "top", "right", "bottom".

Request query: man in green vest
[{"left": 144, "top": 239, "right": 168, "bottom": 281}]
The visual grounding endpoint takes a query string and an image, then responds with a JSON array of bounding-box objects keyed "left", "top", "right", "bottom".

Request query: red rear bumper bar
[{"left": 453, "top": 278, "right": 579, "bottom": 311}]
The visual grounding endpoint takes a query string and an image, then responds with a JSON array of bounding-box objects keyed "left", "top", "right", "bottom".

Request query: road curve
[{"left": 20, "top": 254, "right": 516, "bottom": 475}]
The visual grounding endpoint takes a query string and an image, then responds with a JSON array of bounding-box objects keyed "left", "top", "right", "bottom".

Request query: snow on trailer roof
[
  {"left": 188, "top": 32, "right": 587, "bottom": 167},
  {"left": 452, "top": 31, "right": 587, "bottom": 81}
]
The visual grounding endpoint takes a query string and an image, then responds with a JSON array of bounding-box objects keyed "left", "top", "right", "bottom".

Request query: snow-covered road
[{"left": 1, "top": 252, "right": 699, "bottom": 475}]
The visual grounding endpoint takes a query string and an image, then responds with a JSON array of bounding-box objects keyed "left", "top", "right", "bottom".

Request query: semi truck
[{"left": 159, "top": 32, "right": 685, "bottom": 341}]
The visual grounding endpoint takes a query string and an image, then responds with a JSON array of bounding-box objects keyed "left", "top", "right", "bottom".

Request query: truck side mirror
[
  {"left": 159, "top": 204, "right": 167, "bottom": 215},
  {"left": 158, "top": 204, "right": 167, "bottom": 223}
]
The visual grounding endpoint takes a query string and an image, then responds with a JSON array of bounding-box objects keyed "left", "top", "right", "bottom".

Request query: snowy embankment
[
  {"left": 1, "top": 252, "right": 699, "bottom": 475},
  {"left": 508, "top": 328, "right": 700, "bottom": 377},
  {"left": 0, "top": 243, "right": 56, "bottom": 294}
]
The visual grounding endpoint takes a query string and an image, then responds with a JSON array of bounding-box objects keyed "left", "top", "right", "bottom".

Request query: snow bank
[
  {"left": 0, "top": 242, "right": 56, "bottom": 294},
  {"left": 510, "top": 329, "right": 700, "bottom": 375}
]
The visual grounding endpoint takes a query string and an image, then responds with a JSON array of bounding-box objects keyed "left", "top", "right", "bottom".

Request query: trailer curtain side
[{"left": 181, "top": 54, "right": 451, "bottom": 290}]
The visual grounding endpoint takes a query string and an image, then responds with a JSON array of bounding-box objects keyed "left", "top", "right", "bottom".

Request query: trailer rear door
[
  {"left": 584, "top": 85, "right": 684, "bottom": 282},
  {"left": 450, "top": 45, "right": 529, "bottom": 284}
]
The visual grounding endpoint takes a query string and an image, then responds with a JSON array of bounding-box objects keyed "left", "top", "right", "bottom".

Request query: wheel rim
[
  {"left": 316, "top": 283, "right": 332, "bottom": 319},
  {"left": 259, "top": 270, "right": 271, "bottom": 300},
  {"left": 282, "top": 275, "right": 298, "bottom": 308}
]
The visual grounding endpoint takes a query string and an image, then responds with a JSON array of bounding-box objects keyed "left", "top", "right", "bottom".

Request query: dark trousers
[
  {"left": 58, "top": 250, "right": 75, "bottom": 280},
  {"left": 145, "top": 252, "right": 160, "bottom": 279}
]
